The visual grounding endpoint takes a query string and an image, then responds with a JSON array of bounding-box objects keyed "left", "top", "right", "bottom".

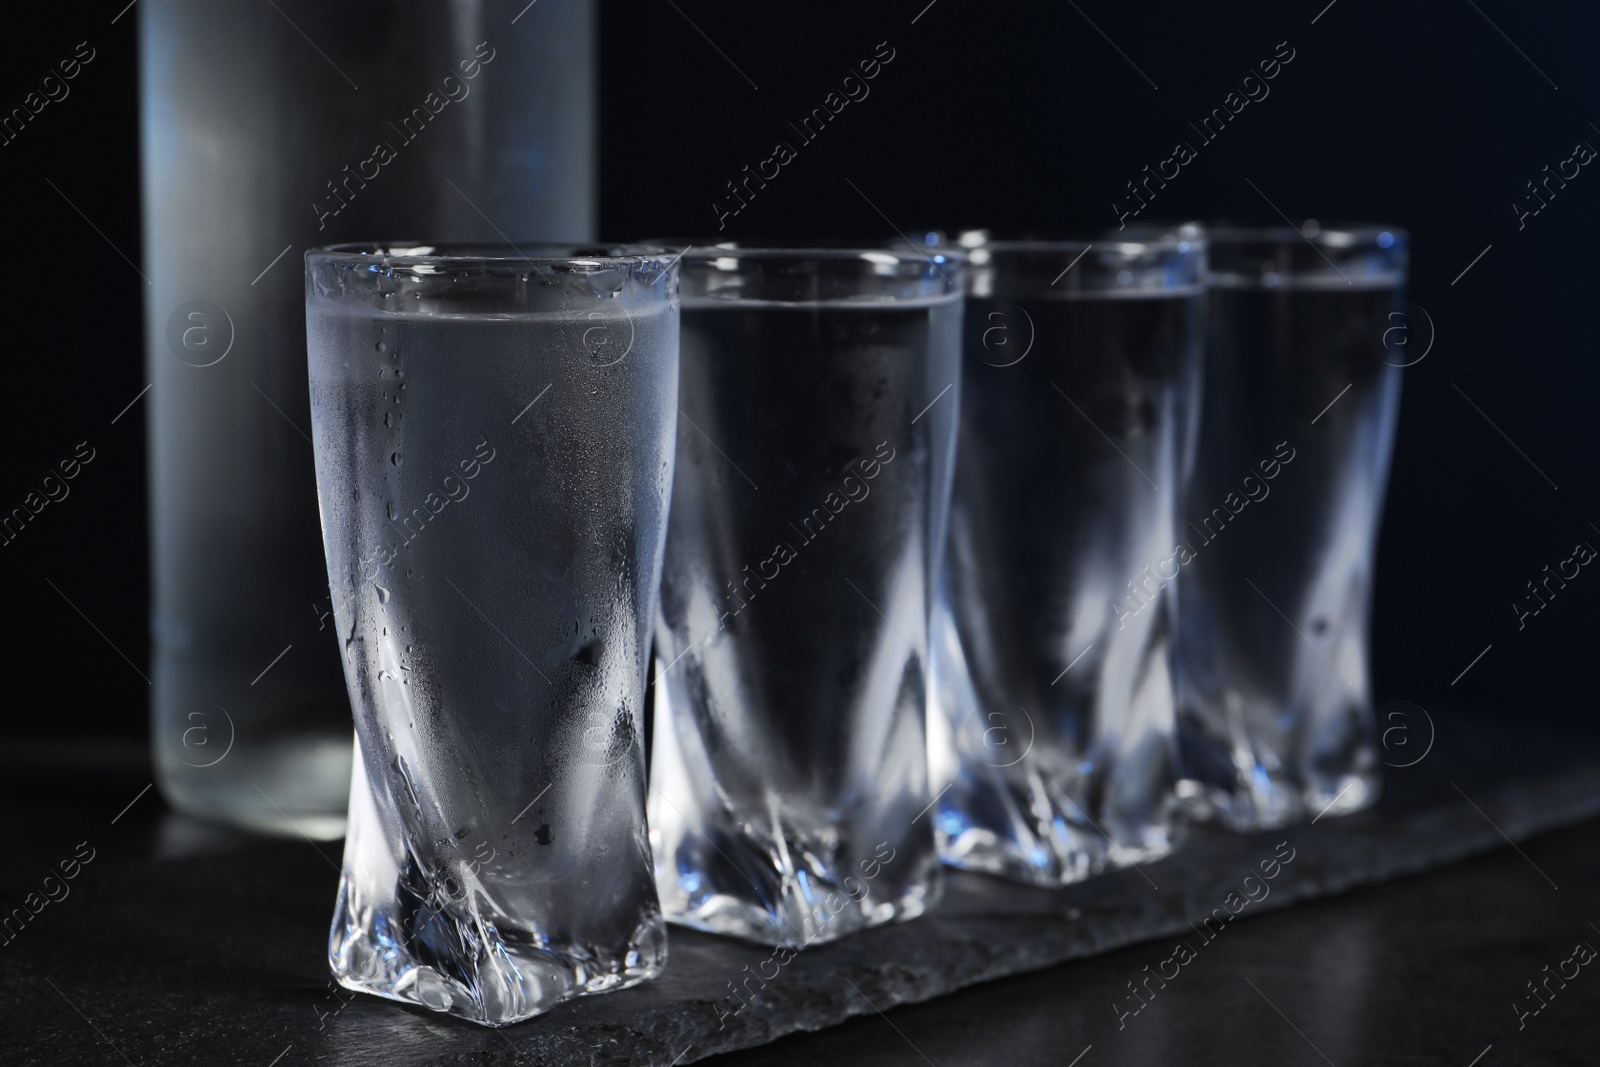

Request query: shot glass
[
  {"left": 1175, "top": 224, "right": 1408, "bottom": 831},
  {"left": 649, "top": 243, "right": 965, "bottom": 946},
  {"left": 927, "top": 233, "right": 1205, "bottom": 886},
  {"left": 305, "top": 244, "right": 679, "bottom": 1026}
]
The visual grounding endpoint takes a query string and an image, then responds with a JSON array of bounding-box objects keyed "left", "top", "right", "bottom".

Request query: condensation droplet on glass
[
  {"left": 375, "top": 341, "right": 386, "bottom": 353},
  {"left": 375, "top": 586, "right": 391, "bottom": 604},
  {"left": 391, "top": 451, "right": 402, "bottom": 466}
]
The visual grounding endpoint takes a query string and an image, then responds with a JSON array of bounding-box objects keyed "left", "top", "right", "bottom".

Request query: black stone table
[{"left": 3, "top": 707, "right": 1597, "bottom": 1065}]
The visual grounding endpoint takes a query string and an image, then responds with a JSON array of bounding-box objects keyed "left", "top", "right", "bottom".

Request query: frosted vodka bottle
[{"left": 140, "top": 0, "right": 595, "bottom": 836}]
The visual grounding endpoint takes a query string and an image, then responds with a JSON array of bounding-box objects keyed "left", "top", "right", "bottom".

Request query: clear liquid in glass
[
  {"left": 651, "top": 296, "right": 959, "bottom": 946},
  {"left": 930, "top": 288, "right": 1202, "bottom": 885},
  {"left": 308, "top": 295, "right": 676, "bottom": 1025},
  {"left": 1175, "top": 277, "right": 1401, "bottom": 829}
]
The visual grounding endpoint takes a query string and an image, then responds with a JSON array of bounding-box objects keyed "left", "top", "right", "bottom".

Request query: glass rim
[
  {"left": 678, "top": 243, "right": 968, "bottom": 266},
  {"left": 959, "top": 228, "right": 1206, "bottom": 297},
  {"left": 1202, "top": 222, "right": 1408, "bottom": 248},
  {"left": 973, "top": 236, "right": 1202, "bottom": 256},
  {"left": 304, "top": 242, "right": 675, "bottom": 272},
  {"left": 913, "top": 225, "right": 1205, "bottom": 254}
]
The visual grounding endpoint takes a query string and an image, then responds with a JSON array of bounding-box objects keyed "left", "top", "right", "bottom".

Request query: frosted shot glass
[
  {"left": 650, "top": 244, "right": 965, "bottom": 947},
  {"left": 1175, "top": 224, "right": 1408, "bottom": 831},
  {"left": 305, "top": 244, "right": 679, "bottom": 1026},
  {"left": 928, "top": 233, "right": 1205, "bottom": 887}
]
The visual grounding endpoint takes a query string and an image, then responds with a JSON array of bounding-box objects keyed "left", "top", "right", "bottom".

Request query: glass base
[
  {"left": 329, "top": 745, "right": 667, "bottom": 1027},
  {"left": 648, "top": 650, "right": 942, "bottom": 949},
  {"left": 1175, "top": 766, "right": 1303, "bottom": 832},
  {"left": 1175, "top": 761, "right": 1381, "bottom": 831},
  {"left": 652, "top": 812, "right": 937, "bottom": 948},
  {"left": 1304, "top": 770, "right": 1381, "bottom": 820},
  {"left": 1176, "top": 697, "right": 1383, "bottom": 832},
  {"left": 934, "top": 763, "right": 1178, "bottom": 888},
  {"left": 328, "top": 880, "right": 666, "bottom": 1028},
  {"left": 927, "top": 605, "right": 1181, "bottom": 888}
]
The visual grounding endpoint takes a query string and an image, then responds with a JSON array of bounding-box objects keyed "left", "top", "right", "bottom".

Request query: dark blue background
[{"left": 1, "top": 0, "right": 1594, "bottom": 742}]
